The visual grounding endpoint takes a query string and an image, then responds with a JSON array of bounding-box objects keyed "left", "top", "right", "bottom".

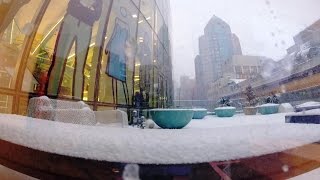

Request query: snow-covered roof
[
  {"left": 229, "top": 79, "right": 246, "bottom": 84},
  {"left": 0, "top": 114, "right": 319, "bottom": 164}
]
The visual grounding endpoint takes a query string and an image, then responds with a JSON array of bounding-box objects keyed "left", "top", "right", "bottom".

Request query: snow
[
  {"left": 303, "top": 109, "right": 320, "bottom": 114},
  {"left": 215, "top": 107, "right": 236, "bottom": 110},
  {"left": 258, "top": 103, "right": 279, "bottom": 107},
  {"left": 187, "top": 113, "right": 285, "bottom": 128},
  {"left": 0, "top": 114, "right": 319, "bottom": 165},
  {"left": 192, "top": 108, "right": 207, "bottom": 111},
  {"left": 289, "top": 168, "right": 320, "bottom": 180},
  {"left": 149, "top": 109, "right": 192, "bottom": 111},
  {"left": 279, "top": 103, "right": 294, "bottom": 113},
  {"left": 230, "top": 79, "right": 246, "bottom": 84},
  {"left": 287, "top": 109, "right": 320, "bottom": 116},
  {"left": 296, "top": 101, "right": 320, "bottom": 108}
]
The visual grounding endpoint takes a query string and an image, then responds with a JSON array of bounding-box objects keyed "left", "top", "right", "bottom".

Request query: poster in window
[{"left": 106, "top": 19, "right": 129, "bottom": 82}]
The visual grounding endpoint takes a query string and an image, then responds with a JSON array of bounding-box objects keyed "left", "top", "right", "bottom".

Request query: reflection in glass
[{"left": 47, "top": 0, "right": 102, "bottom": 100}]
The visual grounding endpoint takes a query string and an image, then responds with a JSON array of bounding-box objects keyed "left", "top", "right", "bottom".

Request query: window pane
[
  {"left": 0, "top": 0, "right": 44, "bottom": 89},
  {"left": 0, "top": 95, "right": 13, "bottom": 114},
  {"left": 99, "top": 0, "right": 139, "bottom": 105},
  {"left": 22, "top": 0, "right": 103, "bottom": 101},
  {"left": 140, "top": 0, "right": 155, "bottom": 28},
  {"left": 135, "top": 13, "right": 153, "bottom": 108}
]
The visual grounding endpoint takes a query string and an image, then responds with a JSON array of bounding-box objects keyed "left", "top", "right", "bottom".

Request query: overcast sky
[{"left": 170, "top": 0, "right": 320, "bottom": 84}]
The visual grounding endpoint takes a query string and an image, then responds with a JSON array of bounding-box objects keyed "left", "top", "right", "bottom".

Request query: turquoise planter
[
  {"left": 258, "top": 104, "right": 279, "bottom": 115},
  {"left": 215, "top": 107, "right": 236, "bottom": 117},
  {"left": 193, "top": 109, "right": 208, "bottom": 119},
  {"left": 149, "top": 109, "right": 194, "bottom": 129},
  {"left": 142, "top": 109, "right": 150, "bottom": 118}
]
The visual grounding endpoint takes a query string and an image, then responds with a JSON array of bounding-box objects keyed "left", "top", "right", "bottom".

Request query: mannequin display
[
  {"left": 0, "top": 0, "right": 30, "bottom": 35},
  {"left": 105, "top": 19, "right": 129, "bottom": 82},
  {"left": 47, "top": 0, "right": 102, "bottom": 100}
]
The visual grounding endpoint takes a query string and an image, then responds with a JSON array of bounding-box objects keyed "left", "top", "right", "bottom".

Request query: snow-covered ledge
[{"left": 0, "top": 114, "right": 319, "bottom": 165}]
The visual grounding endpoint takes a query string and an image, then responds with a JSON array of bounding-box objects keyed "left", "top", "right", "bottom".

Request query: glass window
[
  {"left": 0, "top": 0, "right": 44, "bottom": 89},
  {"left": 155, "top": 6, "right": 164, "bottom": 42},
  {"left": 99, "top": 0, "right": 139, "bottom": 105},
  {"left": 133, "top": 13, "right": 154, "bottom": 108},
  {"left": 0, "top": 95, "right": 13, "bottom": 114},
  {"left": 235, "top": 66, "right": 242, "bottom": 74},
  {"left": 131, "top": 0, "right": 140, "bottom": 7},
  {"left": 251, "top": 66, "right": 258, "bottom": 74},
  {"left": 140, "top": 0, "right": 155, "bottom": 28},
  {"left": 243, "top": 66, "right": 250, "bottom": 74},
  {"left": 155, "top": 0, "right": 164, "bottom": 16},
  {"left": 22, "top": 0, "right": 105, "bottom": 102}
]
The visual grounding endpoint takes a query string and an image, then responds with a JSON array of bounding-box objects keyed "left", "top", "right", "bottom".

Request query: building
[
  {"left": 232, "top": 34, "right": 243, "bottom": 55},
  {"left": 286, "top": 44, "right": 300, "bottom": 55},
  {"left": 177, "top": 76, "right": 196, "bottom": 107},
  {"left": 293, "top": 20, "right": 320, "bottom": 50},
  {"left": 194, "top": 55, "right": 206, "bottom": 100},
  {"left": 223, "top": 55, "right": 265, "bottom": 80},
  {"left": 0, "top": 0, "right": 173, "bottom": 114},
  {"left": 200, "top": 15, "right": 234, "bottom": 83},
  {"left": 208, "top": 55, "right": 266, "bottom": 102},
  {"left": 198, "top": 35, "right": 214, "bottom": 89},
  {"left": 222, "top": 20, "right": 320, "bottom": 105},
  {"left": 195, "top": 15, "right": 241, "bottom": 100},
  {"left": 285, "top": 20, "right": 320, "bottom": 67}
]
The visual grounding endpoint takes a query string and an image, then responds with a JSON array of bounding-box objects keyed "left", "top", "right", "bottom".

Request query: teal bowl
[
  {"left": 193, "top": 109, "right": 208, "bottom": 119},
  {"left": 149, "top": 109, "right": 194, "bottom": 129},
  {"left": 214, "top": 107, "right": 236, "bottom": 117},
  {"left": 258, "top": 104, "right": 279, "bottom": 115}
]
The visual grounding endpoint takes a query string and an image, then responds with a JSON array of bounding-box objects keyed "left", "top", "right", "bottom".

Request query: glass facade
[{"left": 0, "top": 0, "right": 173, "bottom": 114}]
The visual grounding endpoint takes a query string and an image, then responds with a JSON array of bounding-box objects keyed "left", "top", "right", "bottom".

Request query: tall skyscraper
[
  {"left": 200, "top": 16, "right": 234, "bottom": 83},
  {"left": 232, "top": 34, "right": 243, "bottom": 55},
  {"left": 195, "top": 15, "right": 239, "bottom": 99},
  {"left": 194, "top": 55, "right": 205, "bottom": 100}
]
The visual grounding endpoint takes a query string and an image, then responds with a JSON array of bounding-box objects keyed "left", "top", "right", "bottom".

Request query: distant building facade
[
  {"left": 177, "top": 76, "right": 196, "bottom": 107},
  {"left": 232, "top": 34, "right": 243, "bottom": 55},
  {"left": 201, "top": 16, "right": 234, "bottom": 83},
  {"left": 194, "top": 55, "right": 206, "bottom": 100},
  {"left": 208, "top": 55, "right": 266, "bottom": 102},
  {"left": 285, "top": 19, "right": 320, "bottom": 66},
  {"left": 223, "top": 55, "right": 265, "bottom": 80},
  {"left": 293, "top": 20, "right": 320, "bottom": 50},
  {"left": 195, "top": 15, "right": 241, "bottom": 100}
]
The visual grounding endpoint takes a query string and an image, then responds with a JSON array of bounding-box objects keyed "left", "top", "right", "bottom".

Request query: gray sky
[{"left": 171, "top": 0, "right": 320, "bottom": 84}]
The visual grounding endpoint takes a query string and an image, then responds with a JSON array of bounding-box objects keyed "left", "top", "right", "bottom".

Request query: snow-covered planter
[
  {"left": 192, "top": 108, "right": 207, "bottom": 119},
  {"left": 243, "top": 107, "right": 257, "bottom": 115},
  {"left": 244, "top": 86, "right": 258, "bottom": 115},
  {"left": 214, "top": 107, "right": 236, "bottom": 117},
  {"left": 258, "top": 104, "right": 279, "bottom": 115}
]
